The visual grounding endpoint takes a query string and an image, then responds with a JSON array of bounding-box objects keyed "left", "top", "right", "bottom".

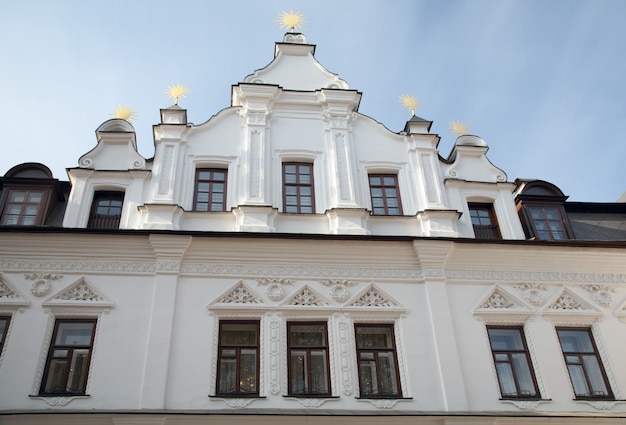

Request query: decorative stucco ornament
[
  {"left": 257, "top": 278, "right": 293, "bottom": 301},
  {"left": 399, "top": 95, "right": 420, "bottom": 117},
  {"left": 112, "top": 105, "right": 137, "bottom": 121},
  {"left": 450, "top": 120, "right": 470, "bottom": 136},
  {"left": 166, "top": 83, "right": 190, "bottom": 105},
  {"left": 276, "top": 10, "right": 306, "bottom": 32},
  {"left": 24, "top": 273, "right": 62, "bottom": 297}
]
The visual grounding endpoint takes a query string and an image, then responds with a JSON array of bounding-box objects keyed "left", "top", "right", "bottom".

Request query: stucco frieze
[
  {"left": 582, "top": 284, "right": 616, "bottom": 307},
  {"left": 209, "top": 397, "right": 260, "bottom": 408},
  {"left": 24, "top": 273, "right": 62, "bottom": 297},
  {"left": 320, "top": 280, "right": 357, "bottom": 303},
  {"left": 0, "top": 259, "right": 155, "bottom": 274},
  {"left": 446, "top": 268, "right": 626, "bottom": 284},
  {"left": 28, "top": 395, "right": 89, "bottom": 407}
]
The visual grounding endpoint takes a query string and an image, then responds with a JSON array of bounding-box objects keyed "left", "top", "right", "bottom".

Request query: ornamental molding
[
  {"left": 356, "top": 397, "right": 411, "bottom": 409},
  {"left": 24, "top": 273, "right": 62, "bottom": 297},
  {"left": 540, "top": 288, "right": 602, "bottom": 324},
  {"left": 446, "top": 269, "right": 626, "bottom": 284},
  {"left": 209, "top": 397, "right": 260, "bottom": 408},
  {"left": 334, "top": 314, "right": 355, "bottom": 396},
  {"left": 284, "top": 397, "right": 337, "bottom": 408},
  {"left": 499, "top": 398, "right": 551, "bottom": 410},
  {"left": 282, "top": 285, "right": 329, "bottom": 307},
  {"left": 211, "top": 281, "right": 264, "bottom": 305},
  {"left": 0, "top": 259, "right": 155, "bottom": 274},
  {"left": 0, "top": 273, "right": 30, "bottom": 309},
  {"left": 28, "top": 395, "right": 89, "bottom": 407},
  {"left": 347, "top": 284, "right": 399, "bottom": 308},
  {"left": 582, "top": 284, "right": 616, "bottom": 307},
  {"left": 182, "top": 263, "right": 422, "bottom": 280},
  {"left": 257, "top": 278, "right": 293, "bottom": 302},
  {"left": 473, "top": 285, "right": 534, "bottom": 321},
  {"left": 42, "top": 277, "right": 114, "bottom": 311},
  {"left": 320, "top": 280, "right": 357, "bottom": 303},
  {"left": 574, "top": 399, "right": 626, "bottom": 410},
  {"left": 513, "top": 282, "right": 547, "bottom": 306}
]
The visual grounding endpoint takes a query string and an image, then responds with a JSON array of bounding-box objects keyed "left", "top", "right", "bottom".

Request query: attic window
[{"left": 469, "top": 203, "right": 501, "bottom": 240}]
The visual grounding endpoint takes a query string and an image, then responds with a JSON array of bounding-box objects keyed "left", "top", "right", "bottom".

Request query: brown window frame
[
  {"left": 556, "top": 327, "right": 614, "bottom": 400},
  {"left": 0, "top": 315, "right": 10, "bottom": 356},
  {"left": 287, "top": 322, "right": 331, "bottom": 396},
  {"left": 487, "top": 326, "right": 540, "bottom": 399},
  {"left": 355, "top": 323, "right": 402, "bottom": 398},
  {"left": 524, "top": 205, "right": 571, "bottom": 240},
  {"left": 215, "top": 320, "right": 260, "bottom": 396},
  {"left": 283, "top": 163, "right": 315, "bottom": 214},
  {"left": 368, "top": 174, "right": 403, "bottom": 216},
  {"left": 0, "top": 188, "right": 49, "bottom": 226},
  {"left": 87, "top": 191, "right": 124, "bottom": 229},
  {"left": 39, "top": 318, "right": 97, "bottom": 396},
  {"left": 194, "top": 168, "right": 228, "bottom": 212},
  {"left": 468, "top": 202, "right": 501, "bottom": 239}
]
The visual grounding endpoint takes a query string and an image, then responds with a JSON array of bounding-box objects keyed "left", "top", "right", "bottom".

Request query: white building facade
[{"left": 0, "top": 31, "right": 625, "bottom": 424}]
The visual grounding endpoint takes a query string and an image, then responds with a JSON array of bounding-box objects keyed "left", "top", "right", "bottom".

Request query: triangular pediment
[
  {"left": 473, "top": 285, "right": 534, "bottom": 322},
  {"left": 43, "top": 277, "right": 113, "bottom": 310},
  {"left": 211, "top": 281, "right": 264, "bottom": 306},
  {"left": 541, "top": 287, "right": 602, "bottom": 324},
  {"left": 347, "top": 284, "right": 400, "bottom": 308},
  {"left": 0, "top": 273, "right": 29, "bottom": 309},
  {"left": 282, "top": 285, "right": 330, "bottom": 307}
]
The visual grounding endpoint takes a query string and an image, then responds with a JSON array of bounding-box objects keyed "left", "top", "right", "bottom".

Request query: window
[
  {"left": 283, "top": 163, "right": 315, "bottom": 214},
  {"left": 0, "top": 316, "right": 10, "bottom": 356},
  {"left": 40, "top": 319, "right": 96, "bottom": 395},
  {"left": 469, "top": 203, "right": 501, "bottom": 239},
  {"left": 87, "top": 191, "right": 124, "bottom": 229},
  {"left": 556, "top": 328, "right": 613, "bottom": 399},
  {"left": 355, "top": 324, "right": 401, "bottom": 397},
  {"left": 528, "top": 206, "right": 569, "bottom": 240},
  {"left": 216, "top": 321, "right": 259, "bottom": 396},
  {"left": 487, "top": 326, "right": 539, "bottom": 399},
  {"left": 194, "top": 169, "right": 227, "bottom": 212},
  {"left": 368, "top": 175, "right": 403, "bottom": 215},
  {"left": 287, "top": 322, "right": 330, "bottom": 395},
  {"left": 0, "top": 189, "right": 46, "bottom": 225}
]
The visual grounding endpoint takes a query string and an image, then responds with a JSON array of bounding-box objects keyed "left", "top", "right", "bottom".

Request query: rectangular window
[
  {"left": 0, "top": 189, "right": 46, "bottom": 225},
  {"left": 487, "top": 326, "right": 540, "bottom": 399},
  {"left": 40, "top": 319, "right": 96, "bottom": 395},
  {"left": 87, "top": 191, "right": 124, "bottom": 229},
  {"left": 368, "top": 174, "right": 403, "bottom": 215},
  {"left": 288, "top": 322, "right": 330, "bottom": 395},
  {"left": 469, "top": 203, "right": 501, "bottom": 239},
  {"left": 216, "top": 321, "right": 259, "bottom": 396},
  {"left": 529, "top": 206, "right": 568, "bottom": 240},
  {"left": 355, "top": 324, "right": 401, "bottom": 397},
  {"left": 0, "top": 316, "right": 10, "bottom": 356},
  {"left": 283, "top": 163, "right": 315, "bottom": 214},
  {"left": 194, "top": 168, "right": 227, "bottom": 212},
  {"left": 556, "top": 328, "right": 613, "bottom": 399}
]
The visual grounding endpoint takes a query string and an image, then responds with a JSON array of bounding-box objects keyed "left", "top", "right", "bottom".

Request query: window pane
[
  {"left": 359, "top": 359, "right": 378, "bottom": 395},
  {"left": 299, "top": 174, "right": 311, "bottom": 184},
  {"left": 300, "top": 197, "right": 312, "bottom": 206},
  {"left": 378, "top": 351, "right": 399, "bottom": 394},
  {"left": 558, "top": 330, "right": 594, "bottom": 352},
  {"left": 384, "top": 188, "right": 397, "bottom": 197},
  {"left": 66, "top": 349, "right": 90, "bottom": 392},
  {"left": 290, "top": 324, "right": 325, "bottom": 346},
  {"left": 197, "top": 182, "right": 210, "bottom": 192},
  {"left": 285, "top": 174, "right": 297, "bottom": 184},
  {"left": 56, "top": 322, "right": 94, "bottom": 346},
  {"left": 369, "top": 176, "right": 381, "bottom": 185},
  {"left": 300, "top": 206, "right": 313, "bottom": 213},
  {"left": 6, "top": 205, "right": 22, "bottom": 215},
  {"left": 545, "top": 209, "right": 559, "bottom": 219},
  {"left": 371, "top": 188, "right": 383, "bottom": 197},
  {"left": 383, "top": 177, "right": 395, "bottom": 186},
  {"left": 310, "top": 349, "right": 329, "bottom": 393},
  {"left": 300, "top": 187, "right": 311, "bottom": 196},
  {"left": 489, "top": 328, "right": 524, "bottom": 350},
  {"left": 9, "top": 191, "right": 26, "bottom": 202},
  {"left": 568, "top": 364, "right": 591, "bottom": 397},
  {"left": 582, "top": 355, "right": 609, "bottom": 396},
  {"left": 198, "top": 171, "right": 212, "bottom": 179},
  {"left": 213, "top": 172, "right": 225, "bottom": 181},
  {"left": 240, "top": 349, "right": 257, "bottom": 392},
  {"left": 511, "top": 353, "right": 538, "bottom": 396},
  {"left": 285, "top": 186, "right": 297, "bottom": 195},
  {"left": 284, "top": 165, "right": 296, "bottom": 174},
  {"left": 21, "top": 216, "right": 36, "bottom": 225},
  {"left": 221, "top": 323, "right": 258, "bottom": 345},
  {"left": 196, "top": 203, "right": 208, "bottom": 212},
  {"left": 44, "top": 359, "right": 68, "bottom": 393},
  {"left": 495, "top": 363, "right": 517, "bottom": 396},
  {"left": 213, "top": 183, "right": 224, "bottom": 193},
  {"left": 356, "top": 327, "right": 393, "bottom": 348},
  {"left": 24, "top": 205, "right": 39, "bottom": 215},
  {"left": 290, "top": 349, "right": 307, "bottom": 394},
  {"left": 299, "top": 164, "right": 311, "bottom": 174},
  {"left": 218, "top": 358, "right": 237, "bottom": 393},
  {"left": 27, "top": 192, "right": 43, "bottom": 202}
]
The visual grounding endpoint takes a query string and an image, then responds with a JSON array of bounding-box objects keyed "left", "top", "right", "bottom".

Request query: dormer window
[
  {"left": 88, "top": 191, "right": 124, "bottom": 229},
  {"left": 368, "top": 174, "right": 403, "bottom": 216},
  {"left": 514, "top": 180, "right": 573, "bottom": 240},
  {"left": 1, "top": 189, "right": 46, "bottom": 225},
  {"left": 283, "top": 163, "right": 315, "bottom": 214},
  {"left": 469, "top": 203, "right": 501, "bottom": 240},
  {"left": 194, "top": 169, "right": 227, "bottom": 212}
]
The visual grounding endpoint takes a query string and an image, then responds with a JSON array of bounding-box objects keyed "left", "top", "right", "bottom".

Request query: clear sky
[{"left": 1, "top": 0, "right": 625, "bottom": 202}]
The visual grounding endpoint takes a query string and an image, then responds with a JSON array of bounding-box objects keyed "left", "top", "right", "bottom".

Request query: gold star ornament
[
  {"left": 276, "top": 10, "right": 306, "bottom": 32},
  {"left": 449, "top": 120, "right": 469, "bottom": 136},
  {"left": 166, "top": 84, "right": 190, "bottom": 105},
  {"left": 399, "top": 95, "right": 420, "bottom": 116},
  {"left": 113, "top": 105, "right": 137, "bottom": 121}
]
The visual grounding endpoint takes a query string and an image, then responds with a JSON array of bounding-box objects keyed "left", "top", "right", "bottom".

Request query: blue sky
[{"left": 1, "top": 0, "right": 625, "bottom": 202}]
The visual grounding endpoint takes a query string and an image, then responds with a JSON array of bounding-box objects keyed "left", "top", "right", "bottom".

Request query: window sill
[
  {"left": 356, "top": 396, "right": 412, "bottom": 400},
  {"left": 284, "top": 394, "right": 338, "bottom": 398},
  {"left": 29, "top": 394, "right": 89, "bottom": 407},
  {"left": 209, "top": 394, "right": 265, "bottom": 398}
]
